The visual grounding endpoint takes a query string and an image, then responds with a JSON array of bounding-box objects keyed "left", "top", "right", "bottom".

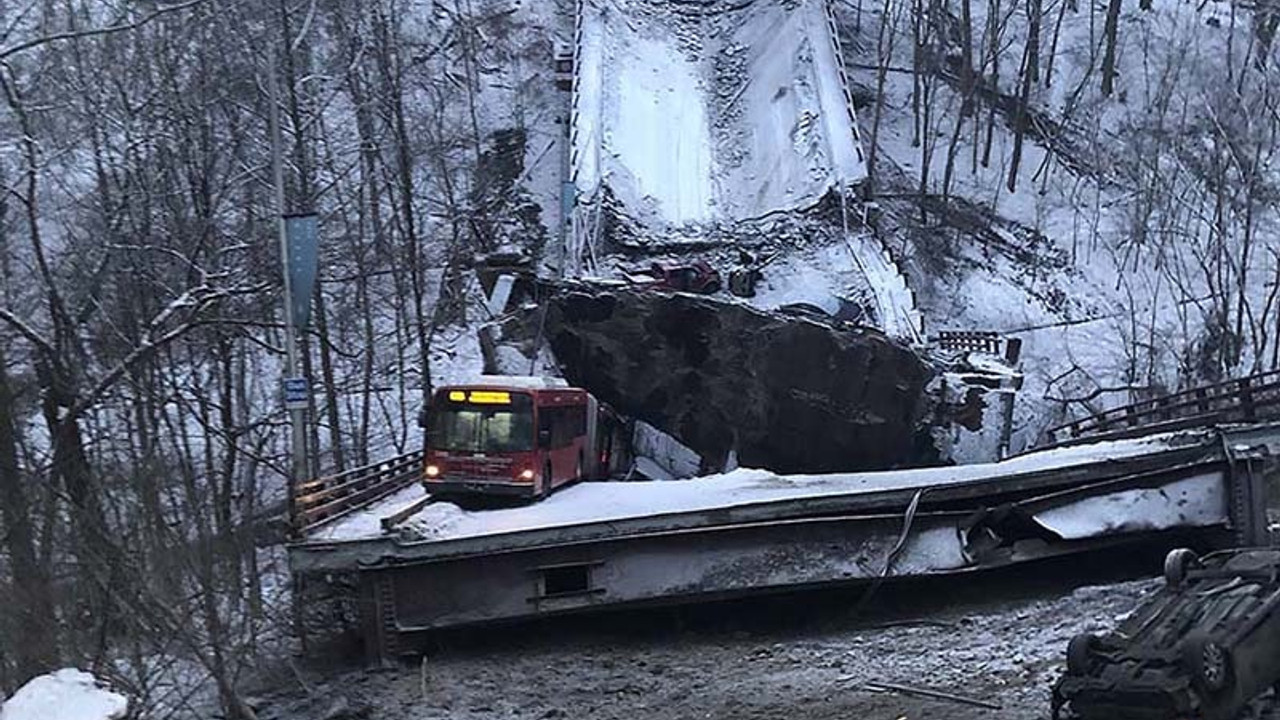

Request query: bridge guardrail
[
  {"left": 293, "top": 451, "right": 423, "bottom": 534},
  {"left": 1043, "top": 369, "right": 1280, "bottom": 447},
  {"left": 936, "top": 330, "right": 1002, "bottom": 355}
]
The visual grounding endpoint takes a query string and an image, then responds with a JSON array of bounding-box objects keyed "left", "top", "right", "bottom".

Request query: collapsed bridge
[
  {"left": 283, "top": 1, "right": 1280, "bottom": 663},
  {"left": 288, "top": 415, "right": 1278, "bottom": 662},
  {"left": 564, "top": 0, "right": 923, "bottom": 340}
]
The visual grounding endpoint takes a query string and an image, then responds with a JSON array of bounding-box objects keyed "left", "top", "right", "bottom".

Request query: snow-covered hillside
[
  {"left": 819, "top": 0, "right": 1280, "bottom": 449},
  {"left": 572, "top": 0, "right": 867, "bottom": 230}
]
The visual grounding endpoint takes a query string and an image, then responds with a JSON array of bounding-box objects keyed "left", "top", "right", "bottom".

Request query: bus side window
[
  {"left": 539, "top": 408, "right": 556, "bottom": 448},
  {"left": 540, "top": 405, "right": 587, "bottom": 449},
  {"left": 552, "top": 407, "right": 571, "bottom": 448}
]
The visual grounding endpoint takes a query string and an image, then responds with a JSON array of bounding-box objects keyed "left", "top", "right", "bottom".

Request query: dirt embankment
[{"left": 255, "top": 570, "right": 1171, "bottom": 720}]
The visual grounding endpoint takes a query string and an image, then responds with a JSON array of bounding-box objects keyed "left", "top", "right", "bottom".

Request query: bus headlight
[
  {"left": 425, "top": 464, "right": 441, "bottom": 478},
  {"left": 519, "top": 468, "right": 535, "bottom": 481}
]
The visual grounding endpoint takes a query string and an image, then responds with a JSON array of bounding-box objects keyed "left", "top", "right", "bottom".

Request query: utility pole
[
  {"left": 266, "top": 43, "right": 310, "bottom": 534},
  {"left": 268, "top": 41, "right": 319, "bottom": 655}
]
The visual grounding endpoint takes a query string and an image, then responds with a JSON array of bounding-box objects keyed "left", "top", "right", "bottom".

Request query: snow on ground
[
  {"left": 574, "top": 0, "right": 866, "bottom": 229},
  {"left": 309, "top": 483, "right": 429, "bottom": 542},
  {"left": 1034, "top": 471, "right": 1227, "bottom": 540},
  {"left": 748, "top": 240, "right": 874, "bottom": 315},
  {"left": 838, "top": 0, "right": 1273, "bottom": 445},
  {"left": 1, "top": 670, "right": 128, "bottom": 720},
  {"left": 386, "top": 429, "right": 1202, "bottom": 544},
  {"left": 430, "top": 304, "right": 488, "bottom": 390},
  {"left": 257, "top": 573, "right": 1178, "bottom": 720}
]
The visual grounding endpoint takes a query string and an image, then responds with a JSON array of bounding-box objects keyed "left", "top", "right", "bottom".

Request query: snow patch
[
  {"left": 310, "top": 483, "right": 428, "bottom": 542},
  {"left": 631, "top": 420, "right": 702, "bottom": 479},
  {"left": 1034, "top": 472, "right": 1228, "bottom": 540},
  {"left": 1, "top": 670, "right": 128, "bottom": 720}
]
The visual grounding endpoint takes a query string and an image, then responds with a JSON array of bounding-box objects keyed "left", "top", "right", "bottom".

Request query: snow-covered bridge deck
[
  {"left": 307, "top": 430, "right": 1209, "bottom": 546},
  {"left": 288, "top": 424, "right": 1279, "bottom": 661}
]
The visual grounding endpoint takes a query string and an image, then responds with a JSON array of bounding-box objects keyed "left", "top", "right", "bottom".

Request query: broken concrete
[{"left": 545, "top": 287, "right": 932, "bottom": 473}]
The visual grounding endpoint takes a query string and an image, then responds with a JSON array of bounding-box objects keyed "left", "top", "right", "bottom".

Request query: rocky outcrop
[{"left": 546, "top": 288, "right": 934, "bottom": 474}]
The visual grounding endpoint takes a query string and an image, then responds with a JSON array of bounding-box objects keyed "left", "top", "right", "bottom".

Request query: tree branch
[
  {"left": 0, "top": 306, "right": 54, "bottom": 356},
  {"left": 65, "top": 283, "right": 267, "bottom": 424},
  {"left": 0, "top": 0, "right": 205, "bottom": 61}
]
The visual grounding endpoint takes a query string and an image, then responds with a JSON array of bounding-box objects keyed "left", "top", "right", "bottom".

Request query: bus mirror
[{"left": 538, "top": 428, "right": 552, "bottom": 449}]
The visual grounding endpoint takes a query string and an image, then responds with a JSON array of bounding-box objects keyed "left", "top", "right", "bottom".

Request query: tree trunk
[
  {"left": 0, "top": 344, "right": 59, "bottom": 683},
  {"left": 866, "top": 0, "right": 897, "bottom": 191},
  {"left": 1100, "top": 0, "right": 1122, "bottom": 96},
  {"left": 313, "top": 283, "right": 345, "bottom": 472},
  {"left": 981, "top": 0, "right": 1002, "bottom": 167},
  {"left": 1007, "top": 34, "right": 1034, "bottom": 192},
  {"left": 959, "top": 0, "right": 974, "bottom": 115},
  {"left": 1027, "top": 0, "right": 1042, "bottom": 83}
]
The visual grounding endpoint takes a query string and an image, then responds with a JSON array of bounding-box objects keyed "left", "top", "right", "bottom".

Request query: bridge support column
[
  {"left": 1225, "top": 441, "right": 1272, "bottom": 547},
  {"left": 360, "top": 571, "right": 401, "bottom": 666}
]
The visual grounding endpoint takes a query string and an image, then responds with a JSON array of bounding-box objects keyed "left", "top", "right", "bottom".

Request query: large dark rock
[{"left": 546, "top": 288, "right": 934, "bottom": 474}]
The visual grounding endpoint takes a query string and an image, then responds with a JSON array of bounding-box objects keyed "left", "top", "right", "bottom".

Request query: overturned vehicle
[{"left": 1053, "top": 546, "right": 1280, "bottom": 720}]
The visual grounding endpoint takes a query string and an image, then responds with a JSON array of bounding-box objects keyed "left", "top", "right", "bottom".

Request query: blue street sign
[{"left": 283, "top": 377, "right": 309, "bottom": 409}]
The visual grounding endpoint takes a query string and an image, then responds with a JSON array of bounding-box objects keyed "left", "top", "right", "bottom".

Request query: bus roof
[{"left": 451, "top": 375, "right": 570, "bottom": 390}]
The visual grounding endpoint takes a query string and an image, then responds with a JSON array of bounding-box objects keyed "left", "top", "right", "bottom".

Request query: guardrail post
[
  {"left": 1003, "top": 337, "right": 1022, "bottom": 364},
  {"left": 1154, "top": 396, "right": 1169, "bottom": 422},
  {"left": 1241, "top": 377, "right": 1256, "bottom": 421}
]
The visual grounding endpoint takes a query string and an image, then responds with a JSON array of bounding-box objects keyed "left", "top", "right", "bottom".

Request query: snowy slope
[
  {"left": 828, "top": 0, "right": 1280, "bottom": 445},
  {"left": 572, "top": 0, "right": 867, "bottom": 230},
  {"left": 563, "top": 0, "right": 926, "bottom": 340}
]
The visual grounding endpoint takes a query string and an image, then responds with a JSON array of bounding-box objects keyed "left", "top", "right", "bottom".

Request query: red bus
[{"left": 422, "top": 377, "right": 625, "bottom": 499}]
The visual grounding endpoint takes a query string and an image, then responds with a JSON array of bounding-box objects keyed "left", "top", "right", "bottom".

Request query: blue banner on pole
[{"left": 285, "top": 214, "right": 319, "bottom": 329}]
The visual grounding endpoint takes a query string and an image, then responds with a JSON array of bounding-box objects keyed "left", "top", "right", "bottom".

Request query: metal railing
[
  {"left": 933, "top": 330, "right": 1022, "bottom": 364},
  {"left": 1042, "top": 369, "right": 1280, "bottom": 447},
  {"left": 293, "top": 451, "right": 423, "bottom": 534},
  {"left": 936, "top": 330, "right": 1002, "bottom": 354}
]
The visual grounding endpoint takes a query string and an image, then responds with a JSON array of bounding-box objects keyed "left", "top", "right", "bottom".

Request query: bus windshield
[{"left": 430, "top": 400, "right": 535, "bottom": 454}]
